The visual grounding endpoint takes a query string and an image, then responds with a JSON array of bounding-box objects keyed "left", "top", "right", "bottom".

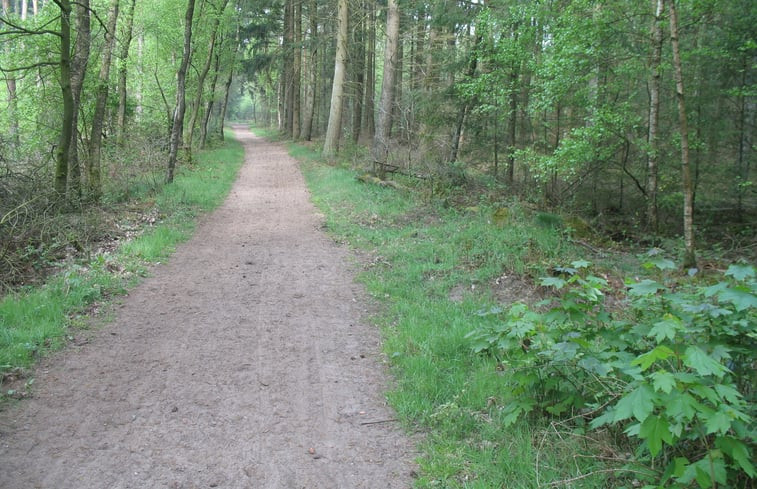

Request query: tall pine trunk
[
  {"left": 370, "top": 0, "right": 400, "bottom": 171},
  {"left": 322, "top": 0, "right": 348, "bottom": 157},
  {"left": 299, "top": 0, "right": 317, "bottom": 141}
]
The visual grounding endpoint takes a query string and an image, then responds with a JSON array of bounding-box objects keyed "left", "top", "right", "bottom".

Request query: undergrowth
[
  {"left": 0, "top": 137, "right": 244, "bottom": 389},
  {"left": 289, "top": 136, "right": 755, "bottom": 488}
]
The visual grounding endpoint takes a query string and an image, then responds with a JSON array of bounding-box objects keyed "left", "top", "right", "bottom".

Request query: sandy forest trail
[{"left": 0, "top": 126, "right": 416, "bottom": 488}]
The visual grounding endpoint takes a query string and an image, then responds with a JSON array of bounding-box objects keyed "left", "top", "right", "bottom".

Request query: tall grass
[
  {"left": 0, "top": 137, "right": 245, "bottom": 378},
  {"left": 294, "top": 142, "right": 612, "bottom": 487}
]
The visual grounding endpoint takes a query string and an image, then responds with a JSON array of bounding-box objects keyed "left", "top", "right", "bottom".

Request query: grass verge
[
  {"left": 0, "top": 137, "right": 245, "bottom": 389},
  {"left": 287, "top": 141, "right": 617, "bottom": 487}
]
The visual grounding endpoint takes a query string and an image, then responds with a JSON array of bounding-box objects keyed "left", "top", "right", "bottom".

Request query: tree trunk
[
  {"left": 67, "top": 0, "right": 91, "bottom": 202},
  {"left": 2, "top": 0, "right": 20, "bottom": 149},
  {"left": 201, "top": 48, "right": 221, "bottom": 148},
  {"left": 87, "top": 0, "right": 120, "bottom": 202},
  {"left": 282, "top": 0, "right": 294, "bottom": 135},
  {"left": 299, "top": 0, "right": 317, "bottom": 141},
  {"left": 322, "top": 0, "right": 348, "bottom": 158},
  {"left": 54, "top": 0, "right": 74, "bottom": 199},
  {"left": 646, "top": 0, "right": 664, "bottom": 232},
  {"left": 185, "top": 0, "right": 227, "bottom": 151},
  {"left": 370, "top": 0, "right": 399, "bottom": 171},
  {"left": 449, "top": 34, "right": 481, "bottom": 163},
  {"left": 116, "top": 0, "right": 136, "bottom": 147},
  {"left": 167, "top": 0, "right": 196, "bottom": 184},
  {"left": 363, "top": 0, "right": 376, "bottom": 138},
  {"left": 669, "top": 0, "right": 696, "bottom": 268},
  {"left": 351, "top": 0, "right": 365, "bottom": 144},
  {"left": 292, "top": 0, "right": 301, "bottom": 138}
]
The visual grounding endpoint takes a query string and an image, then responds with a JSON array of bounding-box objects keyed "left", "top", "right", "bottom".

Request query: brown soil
[{"left": 0, "top": 126, "right": 417, "bottom": 488}]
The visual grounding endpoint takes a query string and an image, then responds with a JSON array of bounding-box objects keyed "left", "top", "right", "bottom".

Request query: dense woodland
[
  {"left": 1, "top": 1, "right": 756, "bottom": 486},
  {"left": 1, "top": 0, "right": 755, "bottom": 280}
]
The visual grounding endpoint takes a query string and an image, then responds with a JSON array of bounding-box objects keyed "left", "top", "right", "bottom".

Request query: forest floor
[{"left": 0, "top": 126, "right": 416, "bottom": 488}]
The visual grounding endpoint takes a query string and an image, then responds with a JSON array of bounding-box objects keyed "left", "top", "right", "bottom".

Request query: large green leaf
[
  {"left": 718, "top": 286, "right": 757, "bottom": 312},
  {"left": 716, "top": 436, "right": 756, "bottom": 477},
  {"left": 683, "top": 346, "right": 729, "bottom": 378},
  {"left": 632, "top": 345, "right": 676, "bottom": 371},
  {"left": 639, "top": 414, "right": 674, "bottom": 456},
  {"left": 725, "top": 263, "right": 755, "bottom": 281},
  {"left": 613, "top": 384, "right": 656, "bottom": 423},
  {"left": 627, "top": 279, "right": 665, "bottom": 296}
]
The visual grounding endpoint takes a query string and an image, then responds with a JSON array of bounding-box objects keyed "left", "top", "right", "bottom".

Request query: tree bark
[
  {"left": 370, "top": 0, "right": 399, "bottom": 172},
  {"left": 185, "top": 0, "right": 227, "bottom": 151},
  {"left": 201, "top": 48, "right": 221, "bottom": 148},
  {"left": 299, "top": 0, "right": 317, "bottom": 141},
  {"left": 322, "top": 0, "right": 348, "bottom": 158},
  {"left": 351, "top": 0, "right": 365, "bottom": 144},
  {"left": 292, "top": 0, "right": 301, "bottom": 138},
  {"left": 67, "top": 0, "right": 91, "bottom": 202},
  {"left": 669, "top": 0, "right": 696, "bottom": 268},
  {"left": 363, "top": 0, "right": 376, "bottom": 138},
  {"left": 646, "top": 0, "right": 664, "bottom": 232},
  {"left": 449, "top": 34, "right": 481, "bottom": 164},
  {"left": 2, "top": 0, "right": 20, "bottom": 149},
  {"left": 87, "top": 0, "right": 120, "bottom": 202},
  {"left": 167, "top": 0, "right": 196, "bottom": 183},
  {"left": 54, "top": 0, "right": 74, "bottom": 199},
  {"left": 116, "top": 0, "right": 136, "bottom": 147}
]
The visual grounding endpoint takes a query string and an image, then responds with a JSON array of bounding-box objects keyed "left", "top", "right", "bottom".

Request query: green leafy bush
[{"left": 467, "top": 259, "right": 756, "bottom": 487}]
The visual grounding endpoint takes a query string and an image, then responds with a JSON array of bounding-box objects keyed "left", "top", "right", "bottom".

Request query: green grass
[
  {"left": 292, "top": 142, "right": 613, "bottom": 487},
  {"left": 0, "top": 137, "right": 245, "bottom": 379}
]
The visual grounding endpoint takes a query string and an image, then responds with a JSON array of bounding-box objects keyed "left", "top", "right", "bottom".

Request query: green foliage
[{"left": 467, "top": 258, "right": 757, "bottom": 487}]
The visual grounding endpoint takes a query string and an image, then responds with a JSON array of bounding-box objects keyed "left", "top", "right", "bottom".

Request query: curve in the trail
[{"left": 0, "top": 126, "right": 416, "bottom": 489}]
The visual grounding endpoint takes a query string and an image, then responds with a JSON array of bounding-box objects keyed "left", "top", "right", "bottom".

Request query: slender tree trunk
[
  {"left": 68, "top": 0, "right": 91, "bottom": 202},
  {"left": 201, "top": 48, "right": 221, "bottom": 148},
  {"left": 668, "top": 0, "right": 696, "bottom": 268},
  {"left": 299, "top": 0, "right": 317, "bottom": 141},
  {"left": 322, "top": 0, "right": 348, "bottom": 158},
  {"left": 507, "top": 62, "right": 518, "bottom": 183},
  {"left": 646, "top": 0, "right": 664, "bottom": 232},
  {"left": 292, "top": 0, "right": 301, "bottom": 138},
  {"left": 116, "top": 0, "right": 136, "bottom": 147},
  {"left": 87, "top": 0, "right": 120, "bottom": 202},
  {"left": 54, "top": 0, "right": 74, "bottom": 199},
  {"left": 167, "top": 0, "right": 196, "bottom": 184},
  {"left": 282, "top": 0, "right": 294, "bottom": 135},
  {"left": 371, "top": 0, "right": 400, "bottom": 171},
  {"left": 449, "top": 34, "right": 481, "bottom": 163},
  {"left": 351, "top": 0, "right": 365, "bottom": 144},
  {"left": 2, "top": 0, "right": 20, "bottom": 149},
  {"left": 363, "top": 0, "right": 376, "bottom": 138},
  {"left": 185, "top": 0, "right": 226, "bottom": 151}
]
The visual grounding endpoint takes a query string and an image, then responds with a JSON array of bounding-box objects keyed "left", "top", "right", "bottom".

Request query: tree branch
[{"left": 0, "top": 15, "right": 62, "bottom": 37}]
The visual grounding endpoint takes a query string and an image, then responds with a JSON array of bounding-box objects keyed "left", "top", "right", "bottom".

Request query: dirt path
[{"left": 0, "top": 126, "right": 416, "bottom": 488}]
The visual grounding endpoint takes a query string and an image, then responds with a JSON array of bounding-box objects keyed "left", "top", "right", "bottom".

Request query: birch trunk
[{"left": 669, "top": 0, "right": 696, "bottom": 268}]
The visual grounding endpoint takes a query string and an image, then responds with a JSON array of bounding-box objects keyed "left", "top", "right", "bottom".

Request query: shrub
[{"left": 467, "top": 258, "right": 756, "bottom": 487}]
